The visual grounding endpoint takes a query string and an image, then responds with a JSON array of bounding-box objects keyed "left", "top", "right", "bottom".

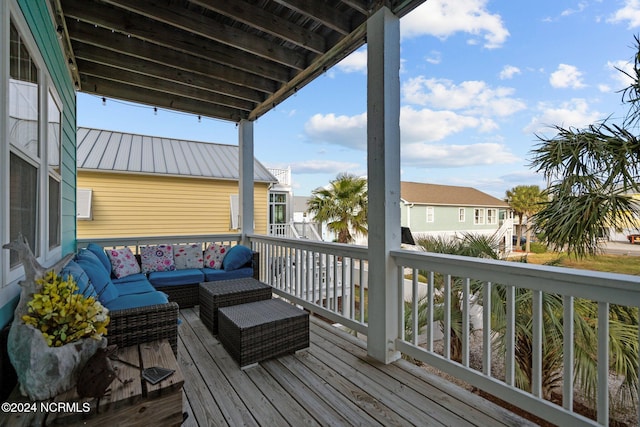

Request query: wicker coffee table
[
  {"left": 199, "top": 278, "right": 272, "bottom": 334},
  {"left": 218, "top": 298, "right": 309, "bottom": 368}
]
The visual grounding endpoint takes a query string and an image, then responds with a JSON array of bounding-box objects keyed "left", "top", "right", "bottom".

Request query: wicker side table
[
  {"left": 218, "top": 299, "right": 309, "bottom": 368},
  {"left": 199, "top": 278, "right": 272, "bottom": 334}
]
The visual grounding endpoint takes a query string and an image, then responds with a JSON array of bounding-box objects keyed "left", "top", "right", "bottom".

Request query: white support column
[
  {"left": 366, "top": 7, "right": 401, "bottom": 363},
  {"left": 238, "top": 119, "right": 254, "bottom": 243}
]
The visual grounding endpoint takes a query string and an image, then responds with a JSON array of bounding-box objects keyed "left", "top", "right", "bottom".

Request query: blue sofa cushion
[
  {"left": 76, "top": 250, "right": 119, "bottom": 305},
  {"left": 60, "top": 260, "right": 98, "bottom": 298},
  {"left": 202, "top": 267, "right": 253, "bottom": 282},
  {"left": 76, "top": 249, "right": 108, "bottom": 273},
  {"left": 114, "top": 280, "right": 157, "bottom": 296},
  {"left": 223, "top": 245, "right": 253, "bottom": 271},
  {"left": 104, "top": 292, "right": 169, "bottom": 311},
  {"left": 112, "top": 273, "right": 148, "bottom": 285},
  {"left": 86, "top": 243, "right": 112, "bottom": 273},
  {"left": 148, "top": 269, "right": 204, "bottom": 287}
]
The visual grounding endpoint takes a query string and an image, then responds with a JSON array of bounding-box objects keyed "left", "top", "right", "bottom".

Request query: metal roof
[
  {"left": 77, "top": 127, "right": 277, "bottom": 182},
  {"left": 52, "top": 0, "right": 427, "bottom": 122},
  {"left": 401, "top": 181, "right": 509, "bottom": 208}
]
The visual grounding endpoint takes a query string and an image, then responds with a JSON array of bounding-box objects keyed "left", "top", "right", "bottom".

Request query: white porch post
[
  {"left": 238, "top": 119, "right": 254, "bottom": 244},
  {"left": 366, "top": 7, "right": 401, "bottom": 363}
]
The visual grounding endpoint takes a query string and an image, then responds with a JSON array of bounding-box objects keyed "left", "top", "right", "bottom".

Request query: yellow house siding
[{"left": 77, "top": 171, "right": 269, "bottom": 238}]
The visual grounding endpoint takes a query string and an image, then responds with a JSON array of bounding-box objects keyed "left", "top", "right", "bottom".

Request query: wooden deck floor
[{"left": 178, "top": 307, "right": 534, "bottom": 427}]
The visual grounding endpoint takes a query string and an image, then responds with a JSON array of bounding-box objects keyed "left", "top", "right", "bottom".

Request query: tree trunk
[{"left": 525, "top": 217, "right": 532, "bottom": 253}]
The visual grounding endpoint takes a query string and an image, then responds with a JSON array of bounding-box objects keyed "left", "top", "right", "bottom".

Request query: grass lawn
[{"left": 523, "top": 253, "right": 640, "bottom": 275}]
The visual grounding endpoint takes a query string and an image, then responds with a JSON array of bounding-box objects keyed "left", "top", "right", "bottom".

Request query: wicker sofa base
[
  {"left": 218, "top": 299, "right": 309, "bottom": 368},
  {"left": 155, "top": 283, "right": 199, "bottom": 309},
  {"left": 107, "top": 302, "right": 180, "bottom": 356}
]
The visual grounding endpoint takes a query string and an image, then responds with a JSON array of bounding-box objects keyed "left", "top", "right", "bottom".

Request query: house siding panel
[{"left": 77, "top": 171, "right": 269, "bottom": 238}]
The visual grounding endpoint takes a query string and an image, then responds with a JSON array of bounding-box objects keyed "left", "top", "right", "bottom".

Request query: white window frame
[
  {"left": 458, "top": 208, "right": 465, "bottom": 222},
  {"left": 47, "top": 89, "right": 62, "bottom": 250},
  {"left": 426, "top": 206, "right": 434, "bottom": 223},
  {"left": 474, "top": 208, "right": 485, "bottom": 225},
  {"left": 487, "top": 208, "right": 498, "bottom": 225},
  {"left": 4, "top": 5, "right": 63, "bottom": 287}
]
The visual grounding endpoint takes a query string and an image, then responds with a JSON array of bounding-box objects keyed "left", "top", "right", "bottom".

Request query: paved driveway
[{"left": 604, "top": 240, "right": 640, "bottom": 256}]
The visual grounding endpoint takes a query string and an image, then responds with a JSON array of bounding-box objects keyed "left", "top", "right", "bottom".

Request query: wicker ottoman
[
  {"left": 218, "top": 299, "right": 309, "bottom": 368},
  {"left": 199, "top": 278, "right": 272, "bottom": 335}
]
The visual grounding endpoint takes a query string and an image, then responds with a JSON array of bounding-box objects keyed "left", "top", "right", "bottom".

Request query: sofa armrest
[{"left": 107, "top": 302, "right": 179, "bottom": 356}]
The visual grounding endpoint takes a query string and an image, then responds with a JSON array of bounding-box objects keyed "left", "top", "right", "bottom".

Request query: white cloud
[
  {"left": 549, "top": 64, "right": 586, "bottom": 89},
  {"left": 561, "top": 2, "right": 587, "bottom": 17},
  {"left": 304, "top": 106, "right": 497, "bottom": 149},
  {"left": 402, "top": 0, "right": 510, "bottom": 49},
  {"left": 499, "top": 65, "right": 521, "bottom": 80},
  {"left": 336, "top": 49, "right": 367, "bottom": 73},
  {"left": 426, "top": 51, "right": 442, "bottom": 64},
  {"left": 524, "top": 98, "right": 603, "bottom": 135},
  {"left": 607, "top": 59, "right": 634, "bottom": 90},
  {"left": 598, "top": 84, "right": 611, "bottom": 93},
  {"left": 402, "top": 77, "right": 526, "bottom": 117},
  {"left": 608, "top": 0, "right": 640, "bottom": 28},
  {"left": 401, "top": 106, "right": 497, "bottom": 142},
  {"left": 291, "top": 160, "right": 362, "bottom": 174},
  {"left": 304, "top": 113, "right": 367, "bottom": 149},
  {"left": 402, "top": 141, "right": 519, "bottom": 168}
]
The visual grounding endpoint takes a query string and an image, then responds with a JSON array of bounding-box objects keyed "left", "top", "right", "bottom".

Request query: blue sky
[{"left": 77, "top": 0, "right": 640, "bottom": 198}]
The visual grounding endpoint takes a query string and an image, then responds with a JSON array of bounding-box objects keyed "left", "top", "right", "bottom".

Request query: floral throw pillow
[
  {"left": 140, "top": 244, "right": 175, "bottom": 273},
  {"left": 174, "top": 244, "right": 204, "bottom": 269},
  {"left": 106, "top": 247, "right": 141, "bottom": 279},
  {"left": 204, "top": 243, "right": 228, "bottom": 270}
]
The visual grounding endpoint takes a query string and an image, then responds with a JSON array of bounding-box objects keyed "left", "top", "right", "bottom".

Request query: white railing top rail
[
  {"left": 249, "top": 234, "right": 369, "bottom": 260},
  {"left": 77, "top": 234, "right": 243, "bottom": 251},
  {"left": 391, "top": 248, "right": 640, "bottom": 306}
]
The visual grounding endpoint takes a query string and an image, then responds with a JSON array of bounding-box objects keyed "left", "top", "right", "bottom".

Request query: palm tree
[
  {"left": 505, "top": 185, "right": 545, "bottom": 252},
  {"left": 306, "top": 173, "right": 368, "bottom": 244},
  {"left": 530, "top": 36, "right": 640, "bottom": 258}
]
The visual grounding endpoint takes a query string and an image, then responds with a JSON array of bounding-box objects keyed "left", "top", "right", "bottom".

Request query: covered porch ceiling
[{"left": 51, "top": 0, "right": 426, "bottom": 122}]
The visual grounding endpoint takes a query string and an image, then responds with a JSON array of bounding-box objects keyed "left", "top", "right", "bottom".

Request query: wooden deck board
[{"left": 177, "top": 307, "right": 534, "bottom": 427}]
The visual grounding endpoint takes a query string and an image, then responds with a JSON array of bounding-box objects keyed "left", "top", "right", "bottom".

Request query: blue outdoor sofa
[{"left": 60, "top": 243, "right": 259, "bottom": 354}]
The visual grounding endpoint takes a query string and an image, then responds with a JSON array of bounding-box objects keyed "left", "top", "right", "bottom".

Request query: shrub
[{"left": 528, "top": 242, "right": 548, "bottom": 254}]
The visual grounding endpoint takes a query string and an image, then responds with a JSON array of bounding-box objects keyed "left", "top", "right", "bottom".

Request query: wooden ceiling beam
[
  {"left": 272, "top": 0, "right": 364, "bottom": 35},
  {"left": 100, "top": 0, "right": 309, "bottom": 71},
  {"left": 66, "top": 19, "right": 277, "bottom": 95},
  {"left": 62, "top": 0, "right": 292, "bottom": 83},
  {"left": 73, "top": 41, "right": 265, "bottom": 104},
  {"left": 189, "top": 0, "right": 326, "bottom": 54},
  {"left": 77, "top": 60, "right": 256, "bottom": 113},
  {"left": 339, "top": 0, "right": 372, "bottom": 16},
  {"left": 80, "top": 75, "right": 247, "bottom": 122}
]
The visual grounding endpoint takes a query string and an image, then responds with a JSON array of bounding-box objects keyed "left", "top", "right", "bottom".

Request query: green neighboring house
[{"left": 400, "top": 182, "right": 513, "bottom": 250}]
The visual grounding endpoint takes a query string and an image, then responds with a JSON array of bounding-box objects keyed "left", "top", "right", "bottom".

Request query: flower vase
[{"left": 7, "top": 322, "right": 106, "bottom": 401}]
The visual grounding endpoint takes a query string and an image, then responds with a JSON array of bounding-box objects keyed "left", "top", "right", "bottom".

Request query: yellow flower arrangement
[{"left": 22, "top": 271, "right": 110, "bottom": 347}]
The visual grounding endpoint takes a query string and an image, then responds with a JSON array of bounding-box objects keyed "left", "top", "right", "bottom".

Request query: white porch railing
[
  {"left": 77, "top": 234, "right": 244, "bottom": 253},
  {"left": 268, "top": 221, "right": 323, "bottom": 241},
  {"left": 250, "top": 235, "right": 368, "bottom": 335},
  {"left": 249, "top": 235, "right": 640, "bottom": 427}
]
